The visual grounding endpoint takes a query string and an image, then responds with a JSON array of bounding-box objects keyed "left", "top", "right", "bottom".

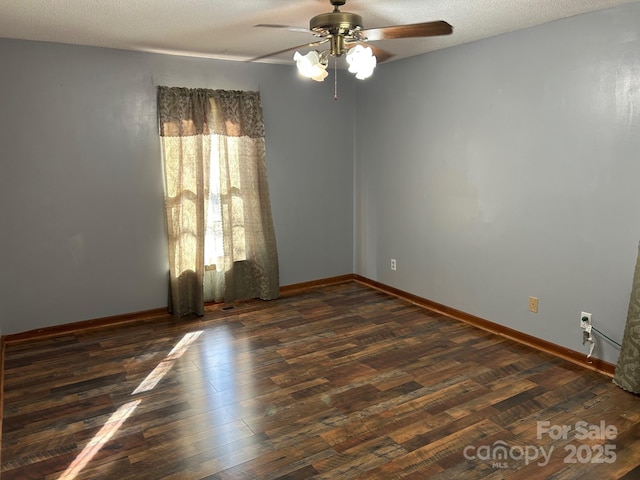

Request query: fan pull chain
[{"left": 334, "top": 55, "right": 338, "bottom": 101}]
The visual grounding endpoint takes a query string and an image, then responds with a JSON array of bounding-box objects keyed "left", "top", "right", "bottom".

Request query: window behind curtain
[{"left": 158, "top": 87, "right": 279, "bottom": 316}]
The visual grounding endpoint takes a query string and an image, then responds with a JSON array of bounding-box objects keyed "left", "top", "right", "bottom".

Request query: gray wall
[
  {"left": 355, "top": 2, "right": 640, "bottom": 364},
  {"left": 0, "top": 40, "right": 355, "bottom": 335}
]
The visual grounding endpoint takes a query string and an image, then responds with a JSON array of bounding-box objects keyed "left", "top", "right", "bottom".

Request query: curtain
[
  {"left": 158, "top": 87, "right": 279, "bottom": 316},
  {"left": 613, "top": 241, "right": 640, "bottom": 393}
]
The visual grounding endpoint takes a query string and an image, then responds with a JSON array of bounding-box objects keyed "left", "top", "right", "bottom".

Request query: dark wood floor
[{"left": 2, "top": 281, "right": 640, "bottom": 479}]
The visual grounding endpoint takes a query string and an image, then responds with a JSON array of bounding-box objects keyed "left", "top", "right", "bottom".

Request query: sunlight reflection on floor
[
  {"left": 132, "top": 331, "right": 204, "bottom": 395},
  {"left": 58, "top": 400, "right": 141, "bottom": 480},
  {"left": 58, "top": 330, "right": 205, "bottom": 480}
]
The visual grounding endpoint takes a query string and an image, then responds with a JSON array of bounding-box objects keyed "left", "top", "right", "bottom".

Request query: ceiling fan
[{"left": 253, "top": 0, "right": 453, "bottom": 82}]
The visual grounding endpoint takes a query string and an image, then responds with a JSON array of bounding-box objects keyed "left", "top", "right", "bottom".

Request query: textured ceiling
[{"left": 0, "top": 0, "right": 638, "bottom": 64}]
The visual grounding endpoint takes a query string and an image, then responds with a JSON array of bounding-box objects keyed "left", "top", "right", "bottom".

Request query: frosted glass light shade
[
  {"left": 346, "top": 45, "right": 376, "bottom": 80},
  {"left": 293, "top": 51, "right": 328, "bottom": 82}
]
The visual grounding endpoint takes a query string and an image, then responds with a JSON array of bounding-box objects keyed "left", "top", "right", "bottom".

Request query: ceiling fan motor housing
[{"left": 310, "top": 11, "right": 363, "bottom": 37}]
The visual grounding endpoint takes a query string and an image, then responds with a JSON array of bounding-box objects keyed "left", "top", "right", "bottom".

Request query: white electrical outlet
[
  {"left": 390, "top": 258, "right": 397, "bottom": 271},
  {"left": 580, "top": 311, "right": 592, "bottom": 329}
]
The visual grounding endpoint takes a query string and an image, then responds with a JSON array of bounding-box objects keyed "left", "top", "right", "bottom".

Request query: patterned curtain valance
[{"left": 157, "top": 86, "right": 265, "bottom": 138}]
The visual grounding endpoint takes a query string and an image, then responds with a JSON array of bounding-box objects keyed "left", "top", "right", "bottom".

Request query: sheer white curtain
[{"left": 158, "top": 87, "right": 279, "bottom": 316}]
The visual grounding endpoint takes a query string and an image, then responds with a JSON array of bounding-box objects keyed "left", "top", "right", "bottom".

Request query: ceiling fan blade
[
  {"left": 254, "top": 24, "right": 311, "bottom": 35},
  {"left": 348, "top": 42, "right": 394, "bottom": 63},
  {"left": 247, "top": 39, "right": 329, "bottom": 62},
  {"left": 361, "top": 21, "right": 453, "bottom": 41}
]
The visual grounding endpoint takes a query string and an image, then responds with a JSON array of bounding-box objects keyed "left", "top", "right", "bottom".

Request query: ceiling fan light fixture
[
  {"left": 293, "top": 50, "right": 328, "bottom": 82},
  {"left": 346, "top": 44, "right": 376, "bottom": 80},
  {"left": 261, "top": 0, "right": 452, "bottom": 90}
]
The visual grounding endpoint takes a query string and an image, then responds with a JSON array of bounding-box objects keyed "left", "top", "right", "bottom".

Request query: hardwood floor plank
[
  {"left": 2, "top": 282, "right": 639, "bottom": 479},
  {"left": 312, "top": 435, "right": 406, "bottom": 479}
]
